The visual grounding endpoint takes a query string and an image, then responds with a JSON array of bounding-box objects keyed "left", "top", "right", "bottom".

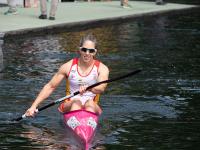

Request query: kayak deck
[{"left": 63, "top": 109, "right": 99, "bottom": 150}]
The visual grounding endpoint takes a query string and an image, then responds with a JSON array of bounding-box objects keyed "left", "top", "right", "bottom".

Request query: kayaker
[{"left": 25, "top": 33, "right": 109, "bottom": 117}]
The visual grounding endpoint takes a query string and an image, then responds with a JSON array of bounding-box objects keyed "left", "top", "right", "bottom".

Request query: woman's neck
[
  {"left": 78, "top": 58, "right": 95, "bottom": 74},
  {"left": 78, "top": 58, "right": 94, "bottom": 67}
]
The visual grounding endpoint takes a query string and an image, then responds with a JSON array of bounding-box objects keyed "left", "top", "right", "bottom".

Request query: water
[{"left": 0, "top": 6, "right": 200, "bottom": 150}]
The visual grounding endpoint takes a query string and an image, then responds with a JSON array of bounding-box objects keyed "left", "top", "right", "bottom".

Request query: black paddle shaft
[{"left": 14, "top": 69, "right": 141, "bottom": 121}]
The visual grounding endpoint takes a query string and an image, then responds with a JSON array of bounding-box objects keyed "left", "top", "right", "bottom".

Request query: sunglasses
[{"left": 80, "top": 47, "right": 96, "bottom": 53}]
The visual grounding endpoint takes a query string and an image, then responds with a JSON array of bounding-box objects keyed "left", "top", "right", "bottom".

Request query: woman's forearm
[{"left": 31, "top": 83, "right": 56, "bottom": 108}]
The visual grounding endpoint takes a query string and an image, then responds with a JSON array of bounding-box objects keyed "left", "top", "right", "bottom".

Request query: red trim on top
[
  {"left": 67, "top": 58, "right": 77, "bottom": 77},
  {"left": 76, "top": 59, "right": 97, "bottom": 77},
  {"left": 73, "top": 58, "right": 78, "bottom": 65},
  {"left": 94, "top": 60, "right": 100, "bottom": 68},
  {"left": 67, "top": 58, "right": 101, "bottom": 78},
  {"left": 94, "top": 60, "right": 100, "bottom": 73}
]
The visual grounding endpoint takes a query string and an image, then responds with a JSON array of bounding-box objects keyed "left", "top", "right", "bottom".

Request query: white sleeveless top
[{"left": 66, "top": 58, "right": 100, "bottom": 105}]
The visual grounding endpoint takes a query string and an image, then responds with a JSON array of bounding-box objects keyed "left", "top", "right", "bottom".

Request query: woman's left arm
[{"left": 91, "top": 63, "right": 109, "bottom": 94}]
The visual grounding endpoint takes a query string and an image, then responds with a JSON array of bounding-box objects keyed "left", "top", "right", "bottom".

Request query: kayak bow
[{"left": 63, "top": 109, "right": 99, "bottom": 150}]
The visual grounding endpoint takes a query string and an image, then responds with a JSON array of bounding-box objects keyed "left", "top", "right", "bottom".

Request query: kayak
[{"left": 63, "top": 109, "right": 99, "bottom": 150}]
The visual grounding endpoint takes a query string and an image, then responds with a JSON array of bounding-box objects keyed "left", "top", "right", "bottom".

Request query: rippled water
[{"left": 0, "top": 7, "right": 200, "bottom": 150}]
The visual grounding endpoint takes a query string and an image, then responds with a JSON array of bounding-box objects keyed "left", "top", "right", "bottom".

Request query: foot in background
[
  {"left": 156, "top": 0, "right": 166, "bottom": 5},
  {"left": 49, "top": 16, "right": 55, "bottom": 20},
  {"left": 39, "top": 14, "right": 47, "bottom": 19},
  {"left": 4, "top": 10, "right": 18, "bottom": 15},
  {"left": 122, "top": 4, "right": 132, "bottom": 9},
  {"left": 120, "top": 0, "right": 132, "bottom": 9}
]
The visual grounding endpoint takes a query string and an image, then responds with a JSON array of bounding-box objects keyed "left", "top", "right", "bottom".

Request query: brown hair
[{"left": 79, "top": 33, "right": 98, "bottom": 49}]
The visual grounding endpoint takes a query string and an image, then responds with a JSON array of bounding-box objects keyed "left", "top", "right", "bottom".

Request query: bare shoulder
[
  {"left": 99, "top": 62, "right": 109, "bottom": 76},
  {"left": 59, "top": 59, "right": 73, "bottom": 76}
]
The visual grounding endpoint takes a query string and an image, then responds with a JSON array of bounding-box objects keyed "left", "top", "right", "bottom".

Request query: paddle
[{"left": 14, "top": 69, "right": 141, "bottom": 121}]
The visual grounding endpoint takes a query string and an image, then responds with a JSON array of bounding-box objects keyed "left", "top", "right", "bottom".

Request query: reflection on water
[
  {"left": 0, "top": 8, "right": 200, "bottom": 150},
  {"left": 20, "top": 125, "right": 71, "bottom": 150}
]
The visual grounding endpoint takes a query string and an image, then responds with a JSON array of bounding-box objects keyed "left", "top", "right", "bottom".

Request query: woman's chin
[{"left": 83, "top": 57, "right": 92, "bottom": 62}]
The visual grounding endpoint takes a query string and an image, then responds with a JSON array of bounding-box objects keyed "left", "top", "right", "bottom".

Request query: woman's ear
[{"left": 93, "top": 49, "right": 97, "bottom": 56}]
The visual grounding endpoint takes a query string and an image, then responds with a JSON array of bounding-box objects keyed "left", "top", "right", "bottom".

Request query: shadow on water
[{"left": 0, "top": 6, "right": 200, "bottom": 150}]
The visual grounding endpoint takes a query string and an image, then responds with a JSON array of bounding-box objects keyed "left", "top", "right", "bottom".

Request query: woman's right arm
[{"left": 25, "top": 60, "right": 72, "bottom": 117}]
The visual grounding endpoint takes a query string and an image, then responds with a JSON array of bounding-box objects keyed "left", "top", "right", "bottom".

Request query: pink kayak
[{"left": 63, "top": 109, "right": 99, "bottom": 150}]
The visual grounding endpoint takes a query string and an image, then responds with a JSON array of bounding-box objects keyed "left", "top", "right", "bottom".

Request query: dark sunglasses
[{"left": 80, "top": 47, "right": 96, "bottom": 53}]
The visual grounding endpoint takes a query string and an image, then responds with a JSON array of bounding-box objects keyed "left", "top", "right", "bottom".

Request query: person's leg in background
[
  {"left": 4, "top": 0, "right": 18, "bottom": 15},
  {"left": 39, "top": 0, "right": 47, "bottom": 19},
  {"left": 49, "top": 0, "right": 58, "bottom": 20}
]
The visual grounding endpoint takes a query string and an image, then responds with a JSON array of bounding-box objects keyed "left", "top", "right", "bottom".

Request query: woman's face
[{"left": 79, "top": 40, "right": 97, "bottom": 63}]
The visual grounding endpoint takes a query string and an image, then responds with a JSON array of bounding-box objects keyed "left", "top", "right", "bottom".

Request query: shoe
[
  {"left": 122, "top": 4, "right": 132, "bottom": 9},
  {"left": 4, "top": 10, "right": 18, "bottom": 15},
  {"left": 39, "top": 14, "right": 47, "bottom": 19},
  {"left": 49, "top": 16, "right": 55, "bottom": 20}
]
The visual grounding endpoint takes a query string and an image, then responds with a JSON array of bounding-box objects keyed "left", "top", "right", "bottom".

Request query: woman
[{"left": 25, "top": 33, "right": 109, "bottom": 117}]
